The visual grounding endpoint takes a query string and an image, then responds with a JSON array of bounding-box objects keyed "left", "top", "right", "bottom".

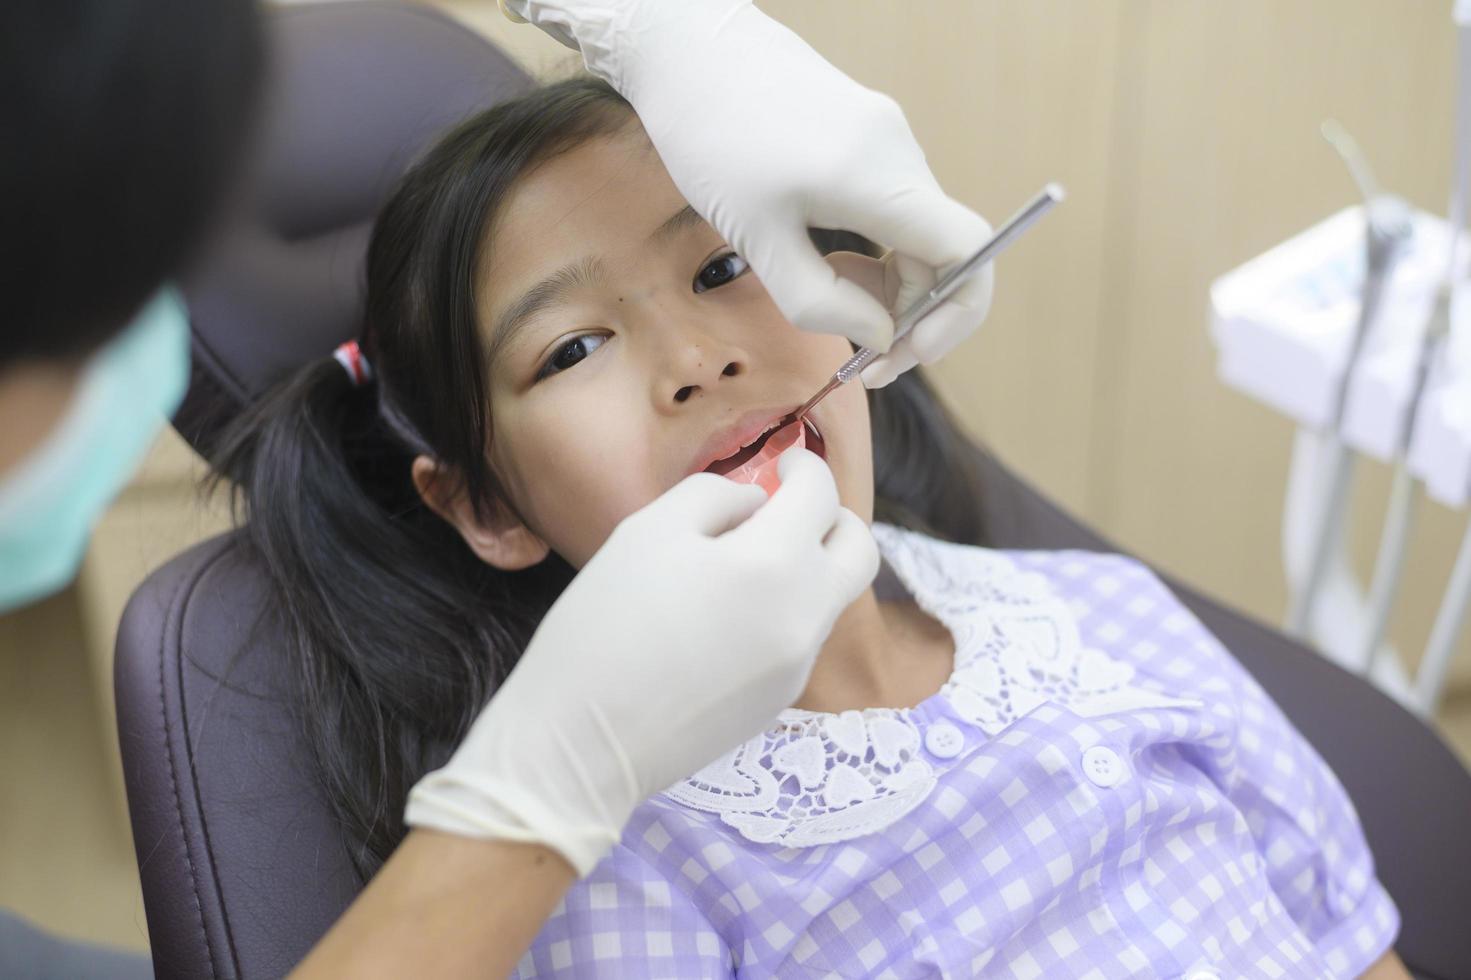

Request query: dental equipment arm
[
  {"left": 1284, "top": 127, "right": 1413, "bottom": 640},
  {"left": 498, "top": 0, "right": 994, "bottom": 386},
  {"left": 1404, "top": 0, "right": 1471, "bottom": 715}
]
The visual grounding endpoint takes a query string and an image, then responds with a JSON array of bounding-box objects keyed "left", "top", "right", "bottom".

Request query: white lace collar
[{"left": 663, "top": 524, "right": 1202, "bottom": 848}]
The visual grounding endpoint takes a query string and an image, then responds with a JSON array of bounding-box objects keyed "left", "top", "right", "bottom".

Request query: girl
[{"left": 219, "top": 78, "right": 1404, "bottom": 978}]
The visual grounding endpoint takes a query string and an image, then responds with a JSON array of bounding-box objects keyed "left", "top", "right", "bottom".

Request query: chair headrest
[{"left": 175, "top": 1, "right": 532, "bottom": 457}]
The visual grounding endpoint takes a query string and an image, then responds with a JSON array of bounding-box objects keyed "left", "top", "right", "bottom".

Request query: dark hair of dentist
[
  {"left": 0, "top": 1, "right": 261, "bottom": 976},
  {"left": 1, "top": 0, "right": 263, "bottom": 367},
  {"left": 213, "top": 76, "right": 991, "bottom": 877}
]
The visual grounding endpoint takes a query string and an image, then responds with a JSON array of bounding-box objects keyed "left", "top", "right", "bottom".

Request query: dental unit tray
[{"left": 1210, "top": 204, "right": 1471, "bottom": 503}]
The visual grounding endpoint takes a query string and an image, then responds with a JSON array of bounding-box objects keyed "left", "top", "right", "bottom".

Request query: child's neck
[{"left": 789, "top": 565, "right": 955, "bottom": 716}]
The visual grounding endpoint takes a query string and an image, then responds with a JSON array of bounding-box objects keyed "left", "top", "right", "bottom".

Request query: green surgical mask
[{"left": 0, "top": 288, "right": 191, "bottom": 612}]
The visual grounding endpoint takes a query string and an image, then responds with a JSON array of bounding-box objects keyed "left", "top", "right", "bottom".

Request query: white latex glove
[
  {"left": 499, "top": 0, "right": 994, "bottom": 389},
  {"left": 406, "top": 449, "right": 878, "bottom": 874}
]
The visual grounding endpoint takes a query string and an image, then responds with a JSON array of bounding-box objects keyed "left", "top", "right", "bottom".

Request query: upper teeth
[{"left": 743, "top": 420, "right": 782, "bottom": 449}]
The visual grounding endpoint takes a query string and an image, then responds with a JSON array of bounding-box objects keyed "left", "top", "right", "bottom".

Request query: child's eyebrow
[
  {"left": 647, "top": 203, "right": 702, "bottom": 244},
  {"left": 488, "top": 254, "right": 607, "bottom": 365}
]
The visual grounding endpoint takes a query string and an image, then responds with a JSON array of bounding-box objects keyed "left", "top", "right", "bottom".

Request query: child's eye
[
  {"left": 535, "top": 333, "right": 607, "bottom": 382},
  {"left": 694, "top": 252, "right": 750, "bottom": 293}
]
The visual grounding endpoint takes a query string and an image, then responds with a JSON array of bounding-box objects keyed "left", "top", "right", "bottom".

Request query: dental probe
[{"left": 781, "top": 182, "right": 1066, "bottom": 428}]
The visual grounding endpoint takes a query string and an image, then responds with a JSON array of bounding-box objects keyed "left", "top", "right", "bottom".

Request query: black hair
[
  {"left": 215, "top": 77, "right": 989, "bottom": 874},
  {"left": 1, "top": 0, "right": 264, "bottom": 366}
]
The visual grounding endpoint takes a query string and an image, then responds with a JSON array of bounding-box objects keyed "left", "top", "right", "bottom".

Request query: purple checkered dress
[{"left": 512, "top": 523, "right": 1399, "bottom": 978}]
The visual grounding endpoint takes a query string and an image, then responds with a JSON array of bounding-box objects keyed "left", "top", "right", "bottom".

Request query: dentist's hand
[
  {"left": 405, "top": 449, "right": 877, "bottom": 874},
  {"left": 499, "top": 0, "right": 993, "bottom": 388}
]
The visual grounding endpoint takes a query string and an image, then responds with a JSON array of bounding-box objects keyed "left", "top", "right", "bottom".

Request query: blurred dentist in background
[{"left": 0, "top": 0, "right": 993, "bottom": 975}]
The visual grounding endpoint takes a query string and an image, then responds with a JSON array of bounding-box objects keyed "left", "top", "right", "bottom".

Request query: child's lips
[
  {"left": 709, "top": 416, "right": 827, "bottom": 497},
  {"left": 689, "top": 406, "right": 792, "bottom": 477},
  {"left": 689, "top": 406, "right": 830, "bottom": 478}
]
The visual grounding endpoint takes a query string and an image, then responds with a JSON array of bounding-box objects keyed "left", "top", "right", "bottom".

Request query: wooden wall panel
[{"left": 1100, "top": 2, "right": 1464, "bottom": 682}]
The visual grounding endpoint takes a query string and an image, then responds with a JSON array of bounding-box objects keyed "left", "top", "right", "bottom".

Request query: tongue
[{"left": 721, "top": 420, "right": 805, "bottom": 497}]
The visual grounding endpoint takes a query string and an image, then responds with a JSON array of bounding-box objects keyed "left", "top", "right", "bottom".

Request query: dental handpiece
[{"left": 783, "top": 182, "right": 1066, "bottom": 427}]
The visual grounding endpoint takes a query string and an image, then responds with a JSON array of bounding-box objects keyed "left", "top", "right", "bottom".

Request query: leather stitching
[{"left": 154, "top": 539, "right": 234, "bottom": 978}]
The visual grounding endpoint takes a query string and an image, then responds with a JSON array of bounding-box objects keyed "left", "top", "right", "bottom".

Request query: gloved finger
[
  {"left": 819, "top": 251, "right": 922, "bottom": 388},
  {"left": 861, "top": 237, "right": 994, "bottom": 386},
  {"left": 859, "top": 255, "right": 924, "bottom": 389},
  {"left": 902, "top": 264, "right": 994, "bottom": 365},
  {"left": 749, "top": 224, "right": 895, "bottom": 352},
  {"left": 822, "top": 250, "right": 902, "bottom": 310},
  {"left": 859, "top": 341, "right": 920, "bottom": 389},
  {"left": 860, "top": 273, "right": 991, "bottom": 386},
  {"left": 886, "top": 251, "right": 932, "bottom": 320},
  {"left": 653, "top": 472, "right": 768, "bottom": 537},
  {"left": 846, "top": 182, "right": 992, "bottom": 276},
  {"left": 736, "top": 447, "right": 840, "bottom": 547},
  {"left": 819, "top": 507, "right": 881, "bottom": 603}
]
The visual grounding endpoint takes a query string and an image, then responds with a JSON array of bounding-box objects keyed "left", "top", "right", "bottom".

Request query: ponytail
[
  {"left": 210, "top": 78, "right": 631, "bottom": 875},
  {"left": 211, "top": 357, "right": 573, "bottom": 875}
]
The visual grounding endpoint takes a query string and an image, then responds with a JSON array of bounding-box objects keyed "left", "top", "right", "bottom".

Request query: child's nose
[
  {"left": 671, "top": 354, "right": 743, "bottom": 404},
  {"left": 626, "top": 291, "right": 759, "bottom": 403},
  {"left": 632, "top": 301, "right": 756, "bottom": 404}
]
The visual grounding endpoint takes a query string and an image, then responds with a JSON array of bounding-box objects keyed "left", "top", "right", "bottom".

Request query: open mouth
[{"left": 705, "top": 415, "right": 827, "bottom": 477}]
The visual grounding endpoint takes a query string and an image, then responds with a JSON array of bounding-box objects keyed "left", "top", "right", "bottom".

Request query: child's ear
[
  {"left": 823, "top": 250, "right": 902, "bottom": 309},
  {"left": 412, "top": 455, "right": 550, "bottom": 571}
]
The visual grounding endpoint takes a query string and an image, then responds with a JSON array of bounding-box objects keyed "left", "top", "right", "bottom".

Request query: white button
[
  {"left": 1182, "top": 970, "right": 1222, "bottom": 980},
  {"left": 923, "top": 722, "right": 965, "bottom": 759},
  {"left": 1081, "top": 746, "right": 1126, "bottom": 787}
]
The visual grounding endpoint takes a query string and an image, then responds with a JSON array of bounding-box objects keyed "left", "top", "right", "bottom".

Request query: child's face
[{"left": 448, "top": 122, "right": 880, "bottom": 571}]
